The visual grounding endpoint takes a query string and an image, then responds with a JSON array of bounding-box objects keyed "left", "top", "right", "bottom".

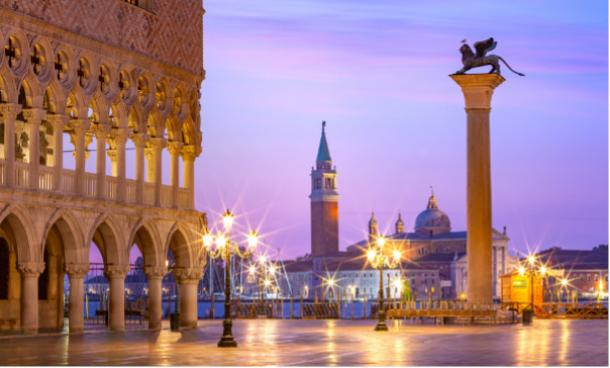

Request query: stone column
[
  {"left": 105, "top": 265, "right": 129, "bottom": 332},
  {"left": 110, "top": 128, "right": 128, "bottom": 202},
  {"left": 450, "top": 73, "right": 504, "bottom": 305},
  {"left": 18, "top": 262, "right": 45, "bottom": 334},
  {"left": 182, "top": 145, "right": 197, "bottom": 209},
  {"left": 174, "top": 268, "right": 202, "bottom": 328},
  {"left": 145, "top": 266, "right": 167, "bottom": 330},
  {"left": 47, "top": 114, "right": 67, "bottom": 191},
  {"left": 94, "top": 124, "right": 110, "bottom": 200},
  {"left": 167, "top": 141, "right": 183, "bottom": 208},
  {"left": 22, "top": 108, "right": 46, "bottom": 190},
  {"left": 147, "top": 137, "right": 165, "bottom": 207},
  {"left": 65, "top": 263, "right": 89, "bottom": 333},
  {"left": 69, "top": 119, "right": 90, "bottom": 195},
  {"left": 132, "top": 133, "right": 147, "bottom": 204},
  {"left": 0, "top": 103, "right": 21, "bottom": 186}
]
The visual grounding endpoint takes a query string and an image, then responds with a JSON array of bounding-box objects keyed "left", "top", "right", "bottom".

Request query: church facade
[{"left": 347, "top": 193, "right": 513, "bottom": 299}]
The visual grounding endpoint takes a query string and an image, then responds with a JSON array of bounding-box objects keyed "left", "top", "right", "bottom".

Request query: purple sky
[{"left": 196, "top": 0, "right": 608, "bottom": 259}]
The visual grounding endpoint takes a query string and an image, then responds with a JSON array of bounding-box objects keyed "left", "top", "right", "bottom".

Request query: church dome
[{"left": 414, "top": 193, "right": 451, "bottom": 236}]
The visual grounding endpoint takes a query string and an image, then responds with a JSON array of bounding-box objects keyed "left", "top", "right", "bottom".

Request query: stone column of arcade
[
  {"left": 17, "top": 262, "right": 45, "bottom": 334},
  {"left": 65, "top": 263, "right": 89, "bottom": 333},
  {"left": 145, "top": 266, "right": 167, "bottom": 330},
  {"left": 105, "top": 265, "right": 129, "bottom": 331},
  {"left": 450, "top": 73, "right": 504, "bottom": 305},
  {"left": 174, "top": 268, "right": 202, "bottom": 328}
]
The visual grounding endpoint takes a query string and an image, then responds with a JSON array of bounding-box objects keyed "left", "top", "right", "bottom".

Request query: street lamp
[
  {"left": 203, "top": 209, "right": 259, "bottom": 348},
  {"left": 517, "top": 253, "right": 550, "bottom": 325},
  {"left": 365, "top": 235, "right": 401, "bottom": 331}
]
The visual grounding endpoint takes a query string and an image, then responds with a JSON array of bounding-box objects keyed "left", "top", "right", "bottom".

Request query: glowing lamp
[
  {"left": 222, "top": 209, "right": 234, "bottom": 231},
  {"left": 247, "top": 231, "right": 259, "bottom": 250},
  {"left": 527, "top": 254, "right": 536, "bottom": 266},
  {"left": 215, "top": 234, "right": 227, "bottom": 249},
  {"left": 203, "top": 233, "right": 214, "bottom": 249},
  {"left": 367, "top": 249, "right": 376, "bottom": 263}
]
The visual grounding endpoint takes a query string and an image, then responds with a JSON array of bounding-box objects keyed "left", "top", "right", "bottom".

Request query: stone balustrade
[{"left": 0, "top": 157, "right": 192, "bottom": 209}]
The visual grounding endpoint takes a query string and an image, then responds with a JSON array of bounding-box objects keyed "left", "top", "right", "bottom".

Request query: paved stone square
[{"left": 0, "top": 319, "right": 607, "bottom": 366}]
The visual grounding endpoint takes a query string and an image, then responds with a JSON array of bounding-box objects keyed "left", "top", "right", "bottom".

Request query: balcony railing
[{"left": 0, "top": 158, "right": 193, "bottom": 209}]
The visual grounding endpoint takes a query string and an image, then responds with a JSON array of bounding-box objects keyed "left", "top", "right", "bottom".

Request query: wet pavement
[{"left": 0, "top": 319, "right": 607, "bottom": 366}]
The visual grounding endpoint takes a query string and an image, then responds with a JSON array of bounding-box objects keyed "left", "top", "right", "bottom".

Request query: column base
[
  {"left": 217, "top": 319, "right": 238, "bottom": 348},
  {"left": 374, "top": 320, "right": 388, "bottom": 331}
]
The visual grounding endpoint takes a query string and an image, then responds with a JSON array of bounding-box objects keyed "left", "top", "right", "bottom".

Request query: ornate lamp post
[
  {"left": 203, "top": 209, "right": 259, "bottom": 348},
  {"left": 517, "top": 253, "right": 549, "bottom": 325},
  {"left": 365, "top": 235, "right": 401, "bottom": 331}
]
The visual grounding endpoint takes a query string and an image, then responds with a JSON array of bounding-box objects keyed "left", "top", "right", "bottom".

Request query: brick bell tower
[{"left": 310, "top": 121, "right": 339, "bottom": 257}]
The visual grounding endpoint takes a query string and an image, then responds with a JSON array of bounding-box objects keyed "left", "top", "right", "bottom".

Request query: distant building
[
  {"left": 347, "top": 193, "right": 513, "bottom": 300},
  {"left": 536, "top": 245, "right": 608, "bottom": 300},
  {"left": 310, "top": 121, "right": 339, "bottom": 257},
  {"left": 281, "top": 257, "right": 440, "bottom": 301}
]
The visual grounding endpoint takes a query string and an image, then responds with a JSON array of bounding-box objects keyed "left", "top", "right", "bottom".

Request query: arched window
[{"left": 0, "top": 239, "right": 9, "bottom": 299}]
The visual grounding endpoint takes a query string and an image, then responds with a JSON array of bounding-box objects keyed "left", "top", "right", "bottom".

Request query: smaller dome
[{"left": 414, "top": 193, "right": 451, "bottom": 236}]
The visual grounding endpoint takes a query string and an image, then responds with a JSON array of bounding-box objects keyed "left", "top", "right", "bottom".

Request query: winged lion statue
[{"left": 456, "top": 37, "right": 525, "bottom": 76}]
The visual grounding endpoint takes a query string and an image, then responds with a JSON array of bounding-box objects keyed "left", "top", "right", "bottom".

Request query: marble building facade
[{"left": 0, "top": 0, "right": 206, "bottom": 334}]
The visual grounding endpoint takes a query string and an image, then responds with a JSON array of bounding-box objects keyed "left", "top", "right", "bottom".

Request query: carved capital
[
  {"left": 110, "top": 128, "right": 129, "bottom": 146},
  {"left": 68, "top": 118, "right": 91, "bottom": 134},
  {"left": 167, "top": 141, "right": 183, "bottom": 156},
  {"left": 0, "top": 103, "right": 22, "bottom": 119},
  {"left": 92, "top": 123, "right": 112, "bottom": 139},
  {"left": 181, "top": 144, "right": 198, "bottom": 161},
  {"left": 173, "top": 267, "right": 203, "bottom": 284},
  {"left": 130, "top": 132, "right": 149, "bottom": 147},
  {"left": 46, "top": 114, "right": 68, "bottom": 130},
  {"left": 65, "top": 263, "right": 90, "bottom": 278},
  {"left": 18, "top": 262, "right": 45, "bottom": 276},
  {"left": 104, "top": 265, "right": 130, "bottom": 279},
  {"left": 145, "top": 265, "right": 168, "bottom": 279},
  {"left": 21, "top": 108, "right": 46, "bottom": 123},
  {"left": 148, "top": 137, "right": 166, "bottom": 150}
]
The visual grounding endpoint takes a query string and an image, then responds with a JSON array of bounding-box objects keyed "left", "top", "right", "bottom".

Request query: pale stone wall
[
  {"left": 0, "top": 0, "right": 206, "bottom": 334},
  {"left": 0, "top": 0, "right": 204, "bottom": 76}
]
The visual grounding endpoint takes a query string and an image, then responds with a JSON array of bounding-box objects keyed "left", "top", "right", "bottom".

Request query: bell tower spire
[{"left": 310, "top": 121, "right": 339, "bottom": 257}]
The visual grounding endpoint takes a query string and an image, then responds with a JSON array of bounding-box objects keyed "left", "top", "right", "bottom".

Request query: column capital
[
  {"left": 68, "top": 118, "right": 91, "bottom": 133},
  {"left": 92, "top": 123, "right": 112, "bottom": 139},
  {"left": 181, "top": 144, "right": 199, "bottom": 160},
  {"left": 450, "top": 74, "right": 505, "bottom": 109},
  {"left": 131, "top": 132, "right": 149, "bottom": 147},
  {"left": 104, "top": 265, "right": 130, "bottom": 279},
  {"left": 144, "top": 265, "right": 168, "bottom": 279},
  {"left": 167, "top": 141, "right": 183, "bottom": 156},
  {"left": 65, "top": 263, "right": 90, "bottom": 278},
  {"left": 0, "top": 102, "right": 22, "bottom": 117},
  {"left": 18, "top": 262, "right": 45, "bottom": 276},
  {"left": 46, "top": 113, "right": 68, "bottom": 129},
  {"left": 21, "top": 107, "right": 46, "bottom": 122},
  {"left": 173, "top": 267, "right": 203, "bottom": 284},
  {"left": 110, "top": 128, "right": 129, "bottom": 145},
  {"left": 148, "top": 136, "right": 166, "bottom": 149}
]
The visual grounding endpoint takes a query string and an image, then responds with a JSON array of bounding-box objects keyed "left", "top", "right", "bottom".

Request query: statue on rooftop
[{"left": 455, "top": 37, "right": 525, "bottom": 76}]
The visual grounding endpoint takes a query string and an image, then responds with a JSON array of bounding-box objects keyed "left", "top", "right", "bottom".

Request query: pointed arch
[
  {"left": 41, "top": 210, "right": 85, "bottom": 265},
  {"left": 0, "top": 206, "right": 36, "bottom": 263},
  {"left": 128, "top": 220, "right": 163, "bottom": 268},
  {"left": 165, "top": 223, "right": 195, "bottom": 269},
  {"left": 87, "top": 214, "right": 124, "bottom": 267}
]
